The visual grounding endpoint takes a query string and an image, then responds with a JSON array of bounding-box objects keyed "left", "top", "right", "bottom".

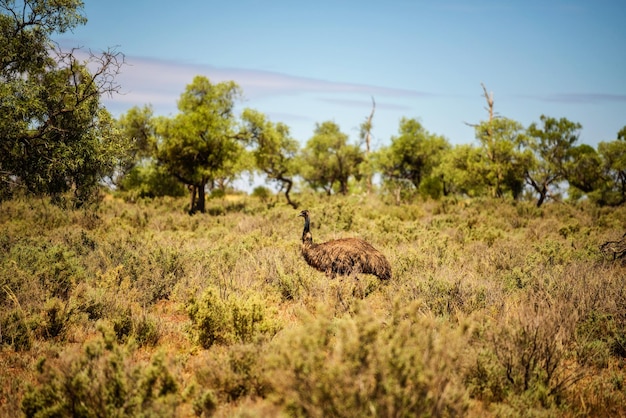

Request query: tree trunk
[
  {"left": 197, "top": 182, "right": 206, "bottom": 213},
  {"left": 441, "top": 174, "right": 450, "bottom": 197},
  {"left": 188, "top": 185, "right": 197, "bottom": 214},
  {"left": 278, "top": 176, "right": 298, "bottom": 209}
]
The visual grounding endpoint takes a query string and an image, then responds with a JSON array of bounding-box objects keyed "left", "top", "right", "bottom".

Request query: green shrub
[
  {"left": 4, "top": 241, "right": 84, "bottom": 303},
  {"left": 38, "top": 297, "right": 70, "bottom": 340},
  {"left": 111, "top": 307, "right": 161, "bottom": 347},
  {"left": 187, "top": 288, "right": 232, "bottom": 348},
  {"left": 187, "top": 287, "right": 279, "bottom": 348},
  {"left": 113, "top": 307, "right": 134, "bottom": 343},
  {"left": 193, "top": 343, "right": 267, "bottom": 406},
  {"left": 0, "top": 310, "right": 32, "bottom": 351},
  {"left": 21, "top": 331, "right": 179, "bottom": 417},
  {"left": 251, "top": 186, "right": 272, "bottom": 202},
  {"left": 134, "top": 313, "right": 161, "bottom": 347},
  {"left": 192, "top": 389, "right": 218, "bottom": 416},
  {"left": 467, "top": 294, "right": 580, "bottom": 411},
  {"left": 118, "top": 161, "right": 186, "bottom": 199},
  {"left": 264, "top": 302, "right": 469, "bottom": 417}
]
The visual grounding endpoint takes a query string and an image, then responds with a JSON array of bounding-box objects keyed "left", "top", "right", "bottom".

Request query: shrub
[
  {"left": 21, "top": 329, "right": 179, "bottom": 417},
  {"left": 134, "top": 313, "right": 161, "bottom": 347},
  {"left": 192, "top": 343, "right": 267, "bottom": 407},
  {"left": 187, "top": 288, "right": 232, "bottom": 348},
  {"left": 37, "top": 297, "right": 71, "bottom": 340},
  {"left": 118, "top": 161, "right": 186, "bottom": 199},
  {"left": 264, "top": 302, "right": 469, "bottom": 417},
  {"left": 0, "top": 309, "right": 32, "bottom": 351},
  {"left": 251, "top": 186, "right": 272, "bottom": 202},
  {"left": 467, "top": 292, "right": 581, "bottom": 410},
  {"left": 4, "top": 241, "right": 85, "bottom": 303},
  {"left": 187, "top": 288, "right": 279, "bottom": 348}
]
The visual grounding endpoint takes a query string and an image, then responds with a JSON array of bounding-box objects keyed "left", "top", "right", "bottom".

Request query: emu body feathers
[{"left": 298, "top": 210, "right": 391, "bottom": 280}]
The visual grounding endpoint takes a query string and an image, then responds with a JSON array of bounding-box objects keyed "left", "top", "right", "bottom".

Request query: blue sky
[{"left": 57, "top": 0, "right": 626, "bottom": 149}]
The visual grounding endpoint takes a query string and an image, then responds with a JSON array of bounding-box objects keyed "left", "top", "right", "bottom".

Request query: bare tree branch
[{"left": 464, "top": 82, "right": 499, "bottom": 127}]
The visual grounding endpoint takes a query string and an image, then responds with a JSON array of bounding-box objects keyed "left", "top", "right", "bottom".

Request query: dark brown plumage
[
  {"left": 600, "top": 232, "right": 626, "bottom": 261},
  {"left": 298, "top": 209, "right": 392, "bottom": 280}
]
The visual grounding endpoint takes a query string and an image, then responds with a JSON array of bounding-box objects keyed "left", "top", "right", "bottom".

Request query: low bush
[
  {"left": 187, "top": 287, "right": 280, "bottom": 348},
  {"left": 0, "top": 195, "right": 625, "bottom": 416},
  {"left": 264, "top": 302, "right": 469, "bottom": 417},
  {"left": 21, "top": 327, "right": 179, "bottom": 417}
]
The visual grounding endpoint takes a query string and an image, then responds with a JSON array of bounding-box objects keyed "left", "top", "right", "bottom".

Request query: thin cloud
[
  {"left": 521, "top": 93, "right": 626, "bottom": 104},
  {"left": 543, "top": 93, "right": 626, "bottom": 104},
  {"left": 319, "top": 97, "right": 414, "bottom": 111},
  {"left": 107, "top": 55, "right": 429, "bottom": 109},
  {"left": 264, "top": 111, "right": 314, "bottom": 124}
]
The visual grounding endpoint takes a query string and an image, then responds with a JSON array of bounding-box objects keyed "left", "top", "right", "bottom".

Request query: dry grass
[{"left": 0, "top": 194, "right": 625, "bottom": 417}]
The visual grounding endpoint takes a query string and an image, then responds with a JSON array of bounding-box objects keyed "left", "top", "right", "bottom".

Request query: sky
[{"left": 56, "top": 0, "right": 626, "bottom": 151}]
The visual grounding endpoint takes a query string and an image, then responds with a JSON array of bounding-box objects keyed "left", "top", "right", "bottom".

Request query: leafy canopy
[
  {"left": 155, "top": 76, "right": 244, "bottom": 213},
  {"left": 241, "top": 108, "right": 300, "bottom": 208},
  {"left": 525, "top": 115, "right": 582, "bottom": 206},
  {"left": 474, "top": 117, "right": 532, "bottom": 199},
  {"left": 376, "top": 117, "right": 450, "bottom": 200},
  {"left": 299, "top": 121, "right": 363, "bottom": 196},
  {"left": 0, "top": 0, "right": 126, "bottom": 206}
]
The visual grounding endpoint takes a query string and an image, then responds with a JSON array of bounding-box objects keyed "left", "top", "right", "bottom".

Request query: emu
[
  {"left": 600, "top": 232, "right": 626, "bottom": 261},
  {"left": 298, "top": 209, "right": 392, "bottom": 280}
]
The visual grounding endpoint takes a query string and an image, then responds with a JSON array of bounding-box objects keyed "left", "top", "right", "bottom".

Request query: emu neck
[{"left": 302, "top": 217, "right": 313, "bottom": 246}]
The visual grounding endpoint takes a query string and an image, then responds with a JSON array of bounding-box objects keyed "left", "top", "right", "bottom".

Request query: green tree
[
  {"left": 117, "top": 105, "right": 155, "bottom": 175},
  {"left": 155, "top": 76, "right": 244, "bottom": 213},
  {"left": 0, "top": 0, "right": 126, "bottom": 206},
  {"left": 475, "top": 117, "right": 531, "bottom": 200},
  {"left": 595, "top": 128, "right": 626, "bottom": 205},
  {"left": 525, "top": 115, "right": 582, "bottom": 207},
  {"left": 118, "top": 161, "right": 186, "bottom": 199},
  {"left": 115, "top": 106, "right": 186, "bottom": 199},
  {"left": 240, "top": 109, "right": 300, "bottom": 208},
  {"left": 299, "top": 121, "right": 363, "bottom": 195},
  {"left": 376, "top": 118, "right": 450, "bottom": 201},
  {"left": 564, "top": 144, "right": 603, "bottom": 201},
  {"left": 1, "top": 0, "right": 86, "bottom": 78},
  {"left": 437, "top": 144, "right": 487, "bottom": 198}
]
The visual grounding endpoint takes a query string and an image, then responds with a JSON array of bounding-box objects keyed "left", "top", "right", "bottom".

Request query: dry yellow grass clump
[{"left": 0, "top": 193, "right": 625, "bottom": 417}]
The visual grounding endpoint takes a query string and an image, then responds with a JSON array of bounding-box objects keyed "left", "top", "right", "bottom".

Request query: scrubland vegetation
[
  {"left": 3, "top": 2, "right": 626, "bottom": 416},
  {"left": 1, "top": 193, "right": 625, "bottom": 417}
]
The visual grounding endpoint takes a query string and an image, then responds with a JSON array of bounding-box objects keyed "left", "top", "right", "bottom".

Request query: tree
[
  {"left": 359, "top": 96, "right": 376, "bottom": 194},
  {"left": 466, "top": 83, "right": 531, "bottom": 200},
  {"left": 524, "top": 115, "right": 582, "bottom": 207},
  {"left": 117, "top": 160, "right": 186, "bottom": 199},
  {"left": 437, "top": 144, "right": 488, "bottom": 198},
  {"left": 299, "top": 121, "right": 363, "bottom": 195},
  {"left": 595, "top": 127, "right": 626, "bottom": 205},
  {"left": 1, "top": 0, "right": 87, "bottom": 78},
  {"left": 116, "top": 105, "right": 155, "bottom": 174},
  {"left": 155, "top": 76, "right": 244, "bottom": 213},
  {"left": 564, "top": 144, "right": 603, "bottom": 201},
  {"left": 0, "top": 1, "right": 127, "bottom": 206},
  {"left": 376, "top": 118, "right": 450, "bottom": 202},
  {"left": 240, "top": 109, "right": 300, "bottom": 208},
  {"left": 474, "top": 117, "right": 532, "bottom": 200},
  {"left": 115, "top": 105, "right": 187, "bottom": 199}
]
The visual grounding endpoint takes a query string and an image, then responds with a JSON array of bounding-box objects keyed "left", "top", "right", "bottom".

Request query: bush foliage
[{"left": 0, "top": 194, "right": 625, "bottom": 417}]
